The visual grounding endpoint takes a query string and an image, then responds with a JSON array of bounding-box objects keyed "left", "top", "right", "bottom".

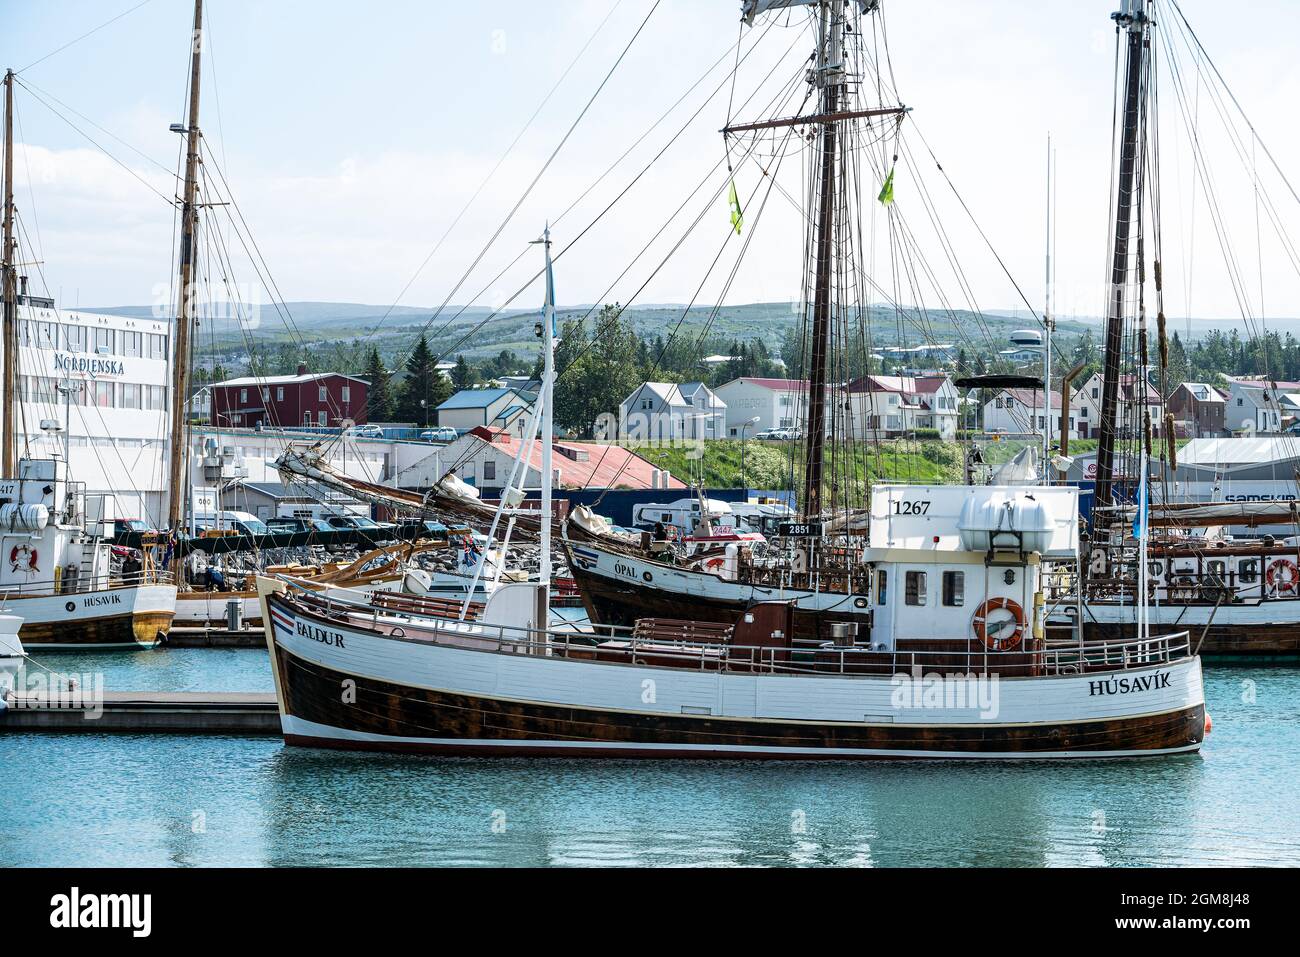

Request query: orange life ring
[
  {"left": 8, "top": 544, "right": 37, "bottom": 571},
  {"left": 972, "top": 597, "right": 1025, "bottom": 652},
  {"left": 1267, "top": 559, "right": 1299, "bottom": 595}
]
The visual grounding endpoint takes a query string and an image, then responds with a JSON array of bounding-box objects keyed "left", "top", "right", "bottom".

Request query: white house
[
  {"left": 714, "top": 378, "right": 814, "bottom": 437},
  {"left": 1223, "top": 377, "right": 1300, "bottom": 434},
  {"left": 983, "top": 388, "right": 1073, "bottom": 439},
  {"left": 618, "top": 381, "right": 726, "bottom": 441},
  {"left": 436, "top": 387, "right": 534, "bottom": 435},
  {"left": 1070, "top": 372, "right": 1163, "bottom": 439},
  {"left": 846, "top": 374, "right": 959, "bottom": 440}
]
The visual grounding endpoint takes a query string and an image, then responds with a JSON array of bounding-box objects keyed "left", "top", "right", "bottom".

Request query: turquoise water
[{"left": 2, "top": 654, "right": 1298, "bottom": 867}]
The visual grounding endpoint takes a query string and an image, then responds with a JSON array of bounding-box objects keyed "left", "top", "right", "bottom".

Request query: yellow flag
[{"left": 729, "top": 180, "right": 744, "bottom": 235}]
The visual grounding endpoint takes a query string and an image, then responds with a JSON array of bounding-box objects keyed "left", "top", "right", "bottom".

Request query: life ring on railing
[
  {"left": 1266, "top": 559, "right": 1299, "bottom": 595},
  {"left": 972, "top": 597, "right": 1025, "bottom": 652}
]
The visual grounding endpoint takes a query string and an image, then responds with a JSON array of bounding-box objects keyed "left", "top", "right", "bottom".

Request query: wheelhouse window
[
  {"left": 877, "top": 569, "right": 888, "bottom": 606},
  {"left": 1240, "top": 559, "right": 1260, "bottom": 584},
  {"left": 942, "top": 570, "right": 964, "bottom": 607},
  {"left": 905, "top": 571, "right": 927, "bottom": 606}
]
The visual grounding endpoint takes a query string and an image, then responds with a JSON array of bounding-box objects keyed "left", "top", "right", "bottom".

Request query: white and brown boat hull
[
  {"left": 263, "top": 589, "right": 1206, "bottom": 760},
  {"left": 4, "top": 584, "right": 177, "bottom": 650}
]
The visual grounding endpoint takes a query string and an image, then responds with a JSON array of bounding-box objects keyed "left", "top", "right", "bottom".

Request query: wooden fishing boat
[
  {"left": 1083, "top": 509, "right": 1300, "bottom": 658},
  {"left": 258, "top": 477, "right": 1206, "bottom": 759},
  {"left": 0, "top": 458, "right": 176, "bottom": 649},
  {"left": 258, "top": 578, "right": 1204, "bottom": 760},
  {"left": 173, "top": 542, "right": 434, "bottom": 627}
]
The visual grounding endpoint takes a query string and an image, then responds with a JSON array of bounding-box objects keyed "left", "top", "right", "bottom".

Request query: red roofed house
[
  {"left": 390, "top": 427, "right": 685, "bottom": 496},
  {"left": 845, "top": 374, "right": 959, "bottom": 440}
]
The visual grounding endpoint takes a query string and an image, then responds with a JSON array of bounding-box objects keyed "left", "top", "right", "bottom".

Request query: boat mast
[
  {"left": 537, "top": 226, "right": 556, "bottom": 630},
  {"left": 1043, "top": 134, "right": 1054, "bottom": 476},
  {"left": 2, "top": 69, "right": 16, "bottom": 477},
  {"left": 801, "top": 0, "right": 844, "bottom": 519},
  {"left": 167, "top": 0, "right": 204, "bottom": 531},
  {"left": 1094, "top": 0, "right": 1150, "bottom": 517}
]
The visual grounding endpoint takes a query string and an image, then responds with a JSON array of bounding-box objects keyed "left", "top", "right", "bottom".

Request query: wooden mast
[
  {"left": 1094, "top": 0, "right": 1150, "bottom": 517},
  {"left": 167, "top": 0, "right": 204, "bottom": 531},
  {"left": 801, "top": 0, "right": 843, "bottom": 519},
  {"left": 2, "top": 70, "right": 17, "bottom": 477}
]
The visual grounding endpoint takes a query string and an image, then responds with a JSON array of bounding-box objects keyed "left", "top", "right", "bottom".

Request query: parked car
[
  {"left": 325, "top": 514, "right": 398, "bottom": 542},
  {"left": 113, "top": 518, "right": 157, "bottom": 538},
  {"left": 265, "top": 516, "right": 335, "bottom": 535},
  {"left": 347, "top": 425, "right": 384, "bottom": 439},
  {"left": 190, "top": 510, "right": 271, "bottom": 537},
  {"left": 419, "top": 427, "right": 458, "bottom": 442},
  {"left": 394, "top": 519, "right": 451, "bottom": 539}
]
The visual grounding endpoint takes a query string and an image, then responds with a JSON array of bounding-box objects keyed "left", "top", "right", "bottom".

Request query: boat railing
[
  {"left": 1088, "top": 568, "right": 1264, "bottom": 604},
  {"left": 289, "top": 587, "right": 1191, "bottom": 678},
  {"left": 0, "top": 569, "right": 175, "bottom": 597}
]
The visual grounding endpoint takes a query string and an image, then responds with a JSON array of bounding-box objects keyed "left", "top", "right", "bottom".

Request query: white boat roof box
[{"left": 870, "top": 485, "right": 1079, "bottom": 558}]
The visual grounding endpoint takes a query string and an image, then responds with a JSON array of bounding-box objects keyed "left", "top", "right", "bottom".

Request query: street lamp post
[{"left": 740, "top": 416, "right": 760, "bottom": 490}]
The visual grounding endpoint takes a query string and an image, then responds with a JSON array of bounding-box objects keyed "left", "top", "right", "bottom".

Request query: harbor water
[{"left": 2, "top": 650, "right": 1297, "bottom": 867}]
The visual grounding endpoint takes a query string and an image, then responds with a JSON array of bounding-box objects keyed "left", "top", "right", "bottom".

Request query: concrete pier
[{"left": 1, "top": 692, "right": 280, "bottom": 733}]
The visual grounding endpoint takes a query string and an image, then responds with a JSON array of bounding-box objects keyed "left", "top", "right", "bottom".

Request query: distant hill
[{"left": 83, "top": 299, "right": 1097, "bottom": 362}]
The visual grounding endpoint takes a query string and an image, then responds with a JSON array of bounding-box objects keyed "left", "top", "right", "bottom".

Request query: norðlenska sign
[{"left": 53, "top": 353, "right": 126, "bottom": 377}]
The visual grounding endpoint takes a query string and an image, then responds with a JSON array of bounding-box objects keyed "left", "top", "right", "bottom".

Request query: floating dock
[
  {"left": 1, "top": 692, "right": 279, "bottom": 733},
  {"left": 167, "top": 626, "right": 267, "bottom": 648}
]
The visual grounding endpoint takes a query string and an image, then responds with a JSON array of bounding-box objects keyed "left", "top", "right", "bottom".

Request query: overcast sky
[{"left": 4, "top": 0, "right": 1300, "bottom": 331}]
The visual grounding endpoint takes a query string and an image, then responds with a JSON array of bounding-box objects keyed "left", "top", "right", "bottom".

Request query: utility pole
[
  {"left": 2, "top": 69, "right": 17, "bottom": 477},
  {"left": 167, "top": 0, "right": 204, "bottom": 530},
  {"left": 1094, "top": 0, "right": 1149, "bottom": 516}
]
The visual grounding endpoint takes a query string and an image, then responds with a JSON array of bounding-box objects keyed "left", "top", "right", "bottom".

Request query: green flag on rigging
[
  {"left": 728, "top": 179, "right": 744, "bottom": 235},
  {"left": 878, "top": 166, "right": 896, "bottom": 206}
]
